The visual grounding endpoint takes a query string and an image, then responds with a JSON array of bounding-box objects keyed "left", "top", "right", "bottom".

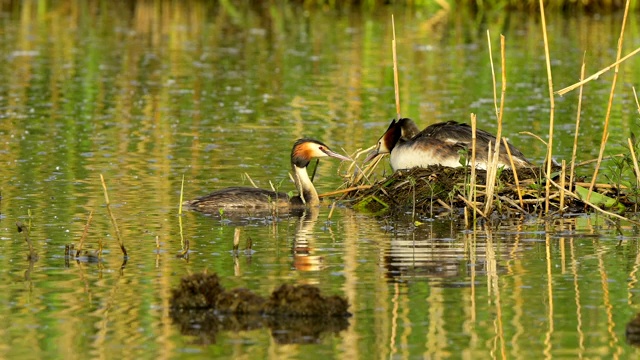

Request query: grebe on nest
[
  {"left": 184, "top": 139, "right": 350, "bottom": 213},
  {"left": 364, "top": 118, "right": 531, "bottom": 171}
]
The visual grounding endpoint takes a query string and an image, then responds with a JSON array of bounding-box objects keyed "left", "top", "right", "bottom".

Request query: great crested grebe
[
  {"left": 184, "top": 138, "right": 350, "bottom": 212},
  {"left": 364, "top": 118, "right": 531, "bottom": 171}
]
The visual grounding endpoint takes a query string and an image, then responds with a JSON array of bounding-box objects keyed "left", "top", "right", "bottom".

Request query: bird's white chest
[{"left": 389, "top": 145, "right": 462, "bottom": 171}]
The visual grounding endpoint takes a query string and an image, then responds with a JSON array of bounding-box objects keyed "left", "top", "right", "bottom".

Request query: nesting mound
[
  {"left": 343, "top": 165, "right": 634, "bottom": 216},
  {"left": 170, "top": 272, "right": 351, "bottom": 317}
]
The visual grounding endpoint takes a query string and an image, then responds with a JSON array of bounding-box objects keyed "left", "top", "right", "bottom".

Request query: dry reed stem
[
  {"left": 179, "top": 174, "right": 185, "bottom": 215},
  {"left": 458, "top": 195, "right": 486, "bottom": 218},
  {"left": 482, "top": 34, "right": 506, "bottom": 216},
  {"left": 560, "top": 160, "right": 566, "bottom": 212},
  {"left": 487, "top": 30, "right": 498, "bottom": 117},
  {"left": 178, "top": 174, "right": 187, "bottom": 256},
  {"left": 343, "top": 145, "right": 379, "bottom": 187},
  {"left": 555, "top": 46, "right": 640, "bottom": 96},
  {"left": 468, "top": 114, "right": 478, "bottom": 217},
  {"left": 570, "top": 54, "right": 587, "bottom": 188},
  {"left": 76, "top": 210, "right": 94, "bottom": 258},
  {"left": 100, "top": 174, "right": 127, "bottom": 257},
  {"left": 502, "top": 137, "right": 524, "bottom": 209},
  {"left": 574, "top": 181, "right": 627, "bottom": 190},
  {"left": 628, "top": 138, "right": 640, "bottom": 186},
  {"left": 520, "top": 131, "right": 547, "bottom": 146},
  {"left": 497, "top": 195, "right": 527, "bottom": 213},
  {"left": 587, "top": 0, "right": 630, "bottom": 202},
  {"left": 587, "top": 131, "right": 610, "bottom": 201},
  {"left": 319, "top": 185, "right": 372, "bottom": 198},
  {"left": 576, "top": 154, "right": 625, "bottom": 167},
  {"left": 436, "top": 198, "right": 452, "bottom": 211},
  {"left": 233, "top": 228, "right": 241, "bottom": 252},
  {"left": 634, "top": 86, "right": 640, "bottom": 113},
  {"left": 539, "top": 0, "right": 555, "bottom": 214},
  {"left": 328, "top": 201, "right": 336, "bottom": 220},
  {"left": 483, "top": 142, "right": 497, "bottom": 215},
  {"left": 245, "top": 172, "right": 258, "bottom": 188},
  {"left": 392, "top": 14, "right": 401, "bottom": 119}
]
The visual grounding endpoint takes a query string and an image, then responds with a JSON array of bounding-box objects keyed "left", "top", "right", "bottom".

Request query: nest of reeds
[{"left": 333, "top": 150, "right": 637, "bottom": 218}]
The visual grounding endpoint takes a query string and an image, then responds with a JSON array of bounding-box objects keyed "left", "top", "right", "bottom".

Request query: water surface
[{"left": 1, "top": 2, "right": 640, "bottom": 359}]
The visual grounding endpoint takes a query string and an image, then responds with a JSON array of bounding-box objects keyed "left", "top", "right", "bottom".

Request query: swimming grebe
[
  {"left": 364, "top": 118, "right": 531, "bottom": 171},
  {"left": 184, "top": 138, "right": 350, "bottom": 213}
]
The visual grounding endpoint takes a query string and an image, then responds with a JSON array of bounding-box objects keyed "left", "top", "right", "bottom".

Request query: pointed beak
[
  {"left": 363, "top": 149, "right": 380, "bottom": 163},
  {"left": 322, "top": 148, "right": 352, "bottom": 162}
]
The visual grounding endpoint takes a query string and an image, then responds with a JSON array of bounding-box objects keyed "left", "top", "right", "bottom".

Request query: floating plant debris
[{"left": 170, "top": 272, "right": 351, "bottom": 317}]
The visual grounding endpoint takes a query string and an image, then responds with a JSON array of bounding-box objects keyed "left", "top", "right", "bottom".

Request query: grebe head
[
  {"left": 291, "top": 138, "right": 351, "bottom": 168},
  {"left": 363, "top": 119, "right": 402, "bottom": 163}
]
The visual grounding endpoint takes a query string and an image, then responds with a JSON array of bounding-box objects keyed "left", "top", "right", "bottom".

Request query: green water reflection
[{"left": 1, "top": 1, "right": 640, "bottom": 359}]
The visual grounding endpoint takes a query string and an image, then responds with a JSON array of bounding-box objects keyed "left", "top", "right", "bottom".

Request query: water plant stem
[{"left": 100, "top": 174, "right": 127, "bottom": 257}]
